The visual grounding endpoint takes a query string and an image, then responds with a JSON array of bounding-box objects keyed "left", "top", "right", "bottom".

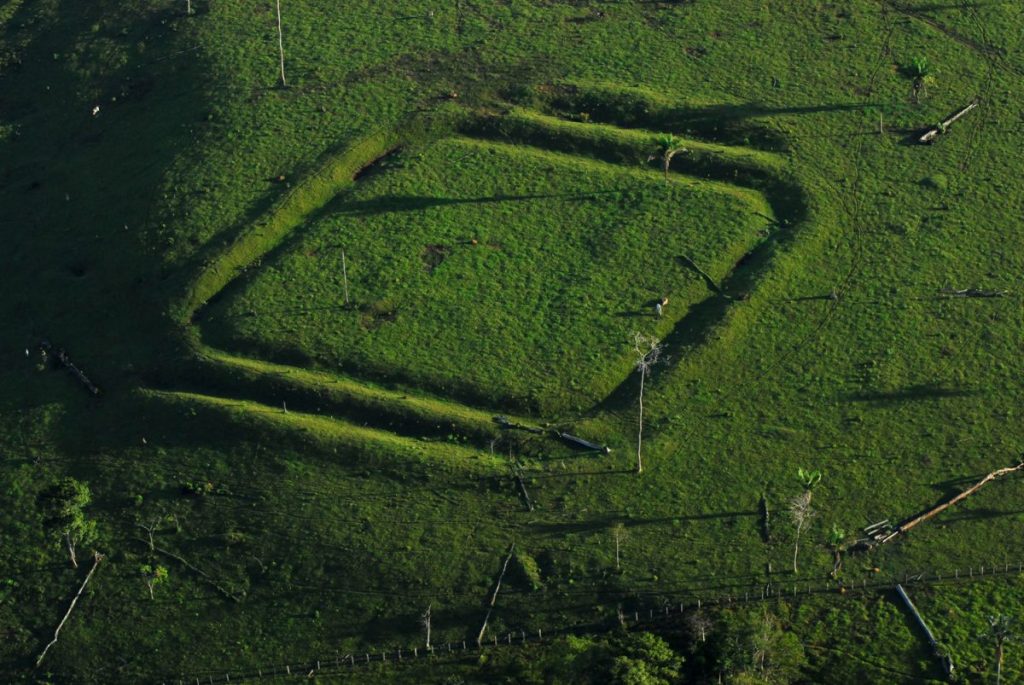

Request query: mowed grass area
[
  {"left": 2, "top": 0, "right": 1024, "bottom": 682},
  {"left": 203, "top": 134, "right": 772, "bottom": 415}
]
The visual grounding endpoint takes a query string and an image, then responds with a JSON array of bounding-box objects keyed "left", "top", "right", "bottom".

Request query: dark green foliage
[
  {"left": 38, "top": 477, "right": 97, "bottom": 567},
  {"left": 714, "top": 608, "right": 808, "bottom": 684},
  {"left": 478, "top": 631, "right": 682, "bottom": 685}
]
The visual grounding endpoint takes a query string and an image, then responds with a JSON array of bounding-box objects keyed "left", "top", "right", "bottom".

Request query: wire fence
[{"left": 157, "top": 559, "right": 1024, "bottom": 683}]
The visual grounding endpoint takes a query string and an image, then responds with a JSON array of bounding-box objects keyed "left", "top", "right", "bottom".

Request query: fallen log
[
  {"left": 40, "top": 341, "right": 100, "bottom": 395},
  {"left": 493, "top": 415, "right": 544, "bottom": 434},
  {"left": 36, "top": 551, "right": 104, "bottom": 668},
  {"left": 918, "top": 101, "right": 978, "bottom": 144},
  {"left": 894, "top": 584, "right": 954, "bottom": 677},
  {"left": 136, "top": 537, "right": 243, "bottom": 602},
  {"left": 556, "top": 432, "right": 611, "bottom": 454},
  {"left": 476, "top": 543, "right": 515, "bottom": 647},
  {"left": 940, "top": 287, "right": 1007, "bottom": 298},
  {"left": 878, "top": 461, "right": 1024, "bottom": 545}
]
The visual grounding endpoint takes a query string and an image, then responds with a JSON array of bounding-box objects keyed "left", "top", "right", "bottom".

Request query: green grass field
[
  {"left": 3, "top": 0, "right": 1024, "bottom": 682},
  {"left": 201, "top": 124, "right": 775, "bottom": 415}
]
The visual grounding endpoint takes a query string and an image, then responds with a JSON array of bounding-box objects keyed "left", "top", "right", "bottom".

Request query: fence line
[{"left": 152, "top": 560, "right": 1024, "bottom": 683}]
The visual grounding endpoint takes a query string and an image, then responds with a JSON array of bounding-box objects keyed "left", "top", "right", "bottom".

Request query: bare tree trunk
[
  {"left": 996, "top": 641, "right": 1004, "bottom": 685},
  {"left": 275, "top": 0, "right": 287, "bottom": 87},
  {"left": 615, "top": 533, "right": 620, "bottom": 570},
  {"left": 477, "top": 543, "right": 515, "bottom": 647},
  {"left": 341, "top": 250, "right": 350, "bottom": 305},
  {"left": 137, "top": 522, "right": 155, "bottom": 553},
  {"left": 636, "top": 366, "right": 645, "bottom": 474},
  {"left": 881, "top": 462, "right": 1024, "bottom": 545},
  {"left": 186, "top": 0, "right": 192, "bottom": 15},
  {"left": 831, "top": 550, "right": 842, "bottom": 578},
  {"left": 36, "top": 552, "right": 104, "bottom": 667},
  {"left": 792, "top": 519, "right": 803, "bottom": 573},
  {"left": 146, "top": 579, "right": 155, "bottom": 600},
  {"left": 65, "top": 531, "right": 77, "bottom": 569},
  {"left": 422, "top": 603, "right": 432, "bottom": 650}
]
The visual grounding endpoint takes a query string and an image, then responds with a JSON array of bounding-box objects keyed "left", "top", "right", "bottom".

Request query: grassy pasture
[
  {"left": 2, "top": 0, "right": 1024, "bottom": 682},
  {"left": 201, "top": 126, "right": 774, "bottom": 415}
]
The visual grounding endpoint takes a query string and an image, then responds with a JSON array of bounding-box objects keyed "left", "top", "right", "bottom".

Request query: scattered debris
[
  {"left": 918, "top": 101, "right": 978, "bottom": 144},
  {"left": 555, "top": 431, "right": 611, "bottom": 454},
  {"left": 855, "top": 518, "right": 893, "bottom": 547}
]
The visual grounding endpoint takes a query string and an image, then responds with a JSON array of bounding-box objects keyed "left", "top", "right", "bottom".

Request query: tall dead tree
[
  {"left": 788, "top": 491, "right": 814, "bottom": 574},
  {"left": 612, "top": 523, "right": 627, "bottom": 571},
  {"left": 789, "top": 468, "right": 821, "bottom": 573},
  {"left": 421, "top": 603, "right": 432, "bottom": 650},
  {"left": 632, "top": 332, "right": 664, "bottom": 474},
  {"left": 988, "top": 615, "right": 1014, "bottom": 685},
  {"left": 275, "top": 0, "right": 287, "bottom": 86}
]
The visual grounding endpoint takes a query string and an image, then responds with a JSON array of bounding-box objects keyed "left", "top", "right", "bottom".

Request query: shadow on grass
[
  {"left": 322, "top": 189, "right": 627, "bottom": 218},
  {"left": 532, "top": 82, "right": 878, "bottom": 151},
  {"left": 842, "top": 384, "right": 982, "bottom": 404},
  {"left": 939, "top": 507, "right": 1024, "bottom": 524},
  {"left": 530, "top": 510, "right": 756, "bottom": 535}
]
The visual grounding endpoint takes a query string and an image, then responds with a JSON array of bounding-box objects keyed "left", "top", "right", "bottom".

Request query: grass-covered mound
[{"left": 202, "top": 134, "right": 772, "bottom": 414}]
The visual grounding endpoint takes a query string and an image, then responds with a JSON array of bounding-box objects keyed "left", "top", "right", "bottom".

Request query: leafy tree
[
  {"left": 139, "top": 564, "right": 169, "bottom": 600},
  {"left": 38, "top": 477, "right": 97, "bottom": 568},
  {"left": 478, "top": 631, "right": 682, "bottom": 684},
  {"left": 718, "top": 609, "right": 807, "bottom": 684},
  {"left": 609, "top": 632, "right": 682, "bottom": 685}
]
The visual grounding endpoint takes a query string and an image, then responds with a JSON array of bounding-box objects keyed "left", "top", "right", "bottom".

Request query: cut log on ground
[
  {"left": 918, "top": 101, "right": 979, "bottom": 144},
  {"left": 878, "top": 461, "right": 1024, "bottom": 546},
  {"left": 556, "top": 432, "right": 611, "bottom": 454},
  {"left": 894, "top": 584, "right": 954, "bottom": 677}
]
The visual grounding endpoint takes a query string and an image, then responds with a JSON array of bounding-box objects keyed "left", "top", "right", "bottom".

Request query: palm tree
[
  {"left": 654, "top": 133, "right": 687, "bottom": 182},
  {"left": 908, "top": 56, "right": 936, "bottom": 104},
  {"left": 988, "top": 615, "right": 1015, "bottom": 685}
]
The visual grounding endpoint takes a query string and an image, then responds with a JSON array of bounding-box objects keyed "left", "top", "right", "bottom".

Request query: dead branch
[
  {"left": 476, "top": 543, "right": 515, "bottom": 646},
  {"left": 36, "top": 551, "right": 104, "bottom": 668},
  {"left": 879, "top": 461, "right": 1024, "bottom": 545},
  {"left": 134, "top": 537, "right": 242, "bottom": 602}
]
